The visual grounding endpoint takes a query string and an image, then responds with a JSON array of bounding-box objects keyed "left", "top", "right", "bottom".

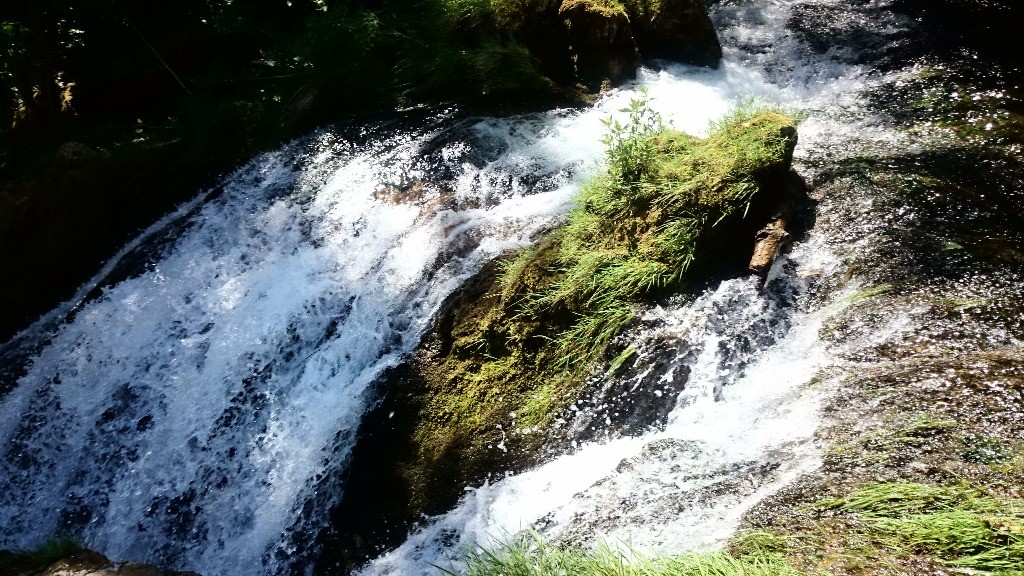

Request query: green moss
[
  {"left": 559, "top": 0, "right": 629, "bottom": 20},
  {"left": 490, "top": 0, "right": 560, "bottom": 32},
  {"left": 849, "top": 414, "right": 959, "bottom": 465},
  {"left": 960, "top": 435, "right": 1015, "bottom": 465}
]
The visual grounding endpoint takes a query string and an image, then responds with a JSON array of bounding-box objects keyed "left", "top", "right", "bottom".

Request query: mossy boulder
[
  {"left": 492, "top": 0, "right": 576, "bottom": 84},
  {"left": 426, "top": 111, "right": 800, "bottom": 485},
  {"left": 320, "top": 110, "right": 798, "bottom": 570}
]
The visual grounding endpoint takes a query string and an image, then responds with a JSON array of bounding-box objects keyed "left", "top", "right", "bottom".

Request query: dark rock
[
  {"left": 559, "top": 0, "right": 639, "bottom": 89},
  {"left": 891, "top": 0, "right": 1022, "bottom": 65},
  {"left": 749, "top": 171, "right": 811, "bottom": 279},
  {"left": 497, "top": 0, "right": 720, "bottom": 90},
  {"left": 624, "top": 0, "right": 722, "bottom": 67},
  {"left": 494, "top": 0, "right": 576, "bottom": 85}
]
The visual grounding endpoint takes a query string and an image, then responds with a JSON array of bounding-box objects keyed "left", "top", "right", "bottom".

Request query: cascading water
[
  {"left": 0, "top": 105, "right": 612, "bottom": 574},
  {"left": 0, "top": 0, "right": 920, "bottom": 574}
]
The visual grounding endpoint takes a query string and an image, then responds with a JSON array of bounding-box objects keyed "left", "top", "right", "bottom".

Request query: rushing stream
[{"left": 0, "top": 0, "right": 962, "bottom": 574}]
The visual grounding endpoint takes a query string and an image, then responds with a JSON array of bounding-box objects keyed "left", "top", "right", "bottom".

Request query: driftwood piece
[
  {"left": 749, "top": 170, "right": 809, "bottom": 279},
  {"left": 750, "top": 219, "right": 791, "bottom": 275}
]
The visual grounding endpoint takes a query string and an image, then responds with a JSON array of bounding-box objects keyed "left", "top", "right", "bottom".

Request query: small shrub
[{"left": 602, "top": 91, "right": 665, "bottom": 186}]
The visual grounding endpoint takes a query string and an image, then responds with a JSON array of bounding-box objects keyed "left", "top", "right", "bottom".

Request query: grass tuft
[
  {"left": 822, "top": 482, "right": 1024, "bottom": 574},
  {"left": 439, "top": 532, "right": 798, "bottom": 576},
  {"left": 507, "top": 97, "right": 798, "bottom": 371}
]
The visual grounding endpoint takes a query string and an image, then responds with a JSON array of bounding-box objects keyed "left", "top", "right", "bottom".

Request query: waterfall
[{"left": 0, "top": 0, "right": 916, "bottom": 574}]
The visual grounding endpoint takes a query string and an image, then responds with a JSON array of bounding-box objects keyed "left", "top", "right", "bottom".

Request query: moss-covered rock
[
  {"left": 320, "top": 109, "right": 797, "bottom": 571},
  {"left": 412, "top": 109, "right": 796, "bottom": 506}
]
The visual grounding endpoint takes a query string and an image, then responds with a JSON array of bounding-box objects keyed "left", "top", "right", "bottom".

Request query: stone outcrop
[
  {"left": 496, "top": 0, "right": 721, "bottom": 90},
  {"left": 560, "top": 0, "right": 639, "bottom": 89},
  {"left": 623, "top": 0, "right": 722, "bottom": 66}
]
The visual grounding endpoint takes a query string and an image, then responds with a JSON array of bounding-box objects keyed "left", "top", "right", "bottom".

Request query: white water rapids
[{"left": 0, "top": 0, "right": 913, "bottom": 574}]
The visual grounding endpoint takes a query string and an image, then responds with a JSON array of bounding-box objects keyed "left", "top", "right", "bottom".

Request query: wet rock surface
[
  {"left": 560, "top": 0, "right": 639, "bottom": 89},
  {"left": 728, "top": 1, "right": 1024, "bottom": 570},
  {"left": 626, "top": 0, "right": 722, "bottom": 66}
]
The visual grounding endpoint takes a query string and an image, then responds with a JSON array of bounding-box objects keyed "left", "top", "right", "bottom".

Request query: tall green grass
[
  {"left": 824, "top": 482, "right": 1024, "bottom": 574},
  {"left": 439, "top": 532, "right": 798, "bottom": 576}
]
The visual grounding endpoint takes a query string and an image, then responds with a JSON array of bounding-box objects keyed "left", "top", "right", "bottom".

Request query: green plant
[
  {"left": 438, "top": 531, "right": 798, "bottom": 576},
  {"left": 602, "top": 91, "right": 665, "bottom": 185},
  {"left": 508, "top": 104, "right": 797, "bottom": 371},
  {"left": 821, "top": 482, "right": 1024, "bottom": 574}
]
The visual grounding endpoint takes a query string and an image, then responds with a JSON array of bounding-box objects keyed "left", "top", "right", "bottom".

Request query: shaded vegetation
[{"left": 0, "top": 0, "right": 560, "bottom": 340}]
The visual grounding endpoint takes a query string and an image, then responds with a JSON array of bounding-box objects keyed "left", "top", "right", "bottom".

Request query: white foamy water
[{"left": 0, "top": 0, "right": 916, "bottom": 573}]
